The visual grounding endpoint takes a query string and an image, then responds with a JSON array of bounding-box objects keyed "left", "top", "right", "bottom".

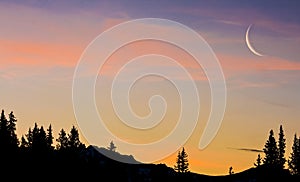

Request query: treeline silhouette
[
  {"left": 251, "top": 125, "right": 300, "bottom": 175},
  {"left": 0, "top": 110, "right": 89, "bottom": 180},
  {"left": 0, "top": 109, "right": 177, "bottom": 181},
  {"left": 241, "top": 125, "right": 300, "bottom": 181},
  {"left": 1, "top": 109, "right": 300, "bottom": 181}
]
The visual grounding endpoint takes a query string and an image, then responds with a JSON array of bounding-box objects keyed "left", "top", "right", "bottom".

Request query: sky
[{"left": 1, "top": 0, "right": 300, "bottom": 175}]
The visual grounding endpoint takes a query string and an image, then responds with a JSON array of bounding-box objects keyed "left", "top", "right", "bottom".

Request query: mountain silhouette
[
  {"left": 84, "top": 145, "right": 141, "bottom": 164},
  {"left": 80, "top": 145, "right": 300, "bottom": 182}
]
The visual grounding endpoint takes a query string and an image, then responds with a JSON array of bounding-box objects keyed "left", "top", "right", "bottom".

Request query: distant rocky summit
[{"left": 84, "top": 145, "right": 141, "bottom": 164}]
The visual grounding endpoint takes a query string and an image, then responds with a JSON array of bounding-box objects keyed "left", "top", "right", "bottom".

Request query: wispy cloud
[
  {"left": 219, "top": 54, "right": 300, "bottom": 72},
  {"left": 229, "top": 79, "right": 279, "bottom": 89},
  {"left": 214, "top": 20, "right": 243, "bottom": 26},
  {"left": 260, "top": 99, "right": 291, "bottom": 109},
  {"left": 228, "top": 147, "right": 263, "bottom": 153}
]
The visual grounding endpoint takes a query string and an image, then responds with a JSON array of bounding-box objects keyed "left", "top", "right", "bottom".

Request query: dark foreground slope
[{"left": 1, "top": 145, "right": 299, "bottom": 182}]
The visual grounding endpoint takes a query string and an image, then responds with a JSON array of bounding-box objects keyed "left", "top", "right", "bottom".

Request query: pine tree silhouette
[
  {"left": 8, "top": 111, "right": 19, "bottom": 149},
  {"left": 68, "top": 125, "right": 85, "bottom": 152},
  {"left": 0, "top": 110, "right": 18, "bottom": 154},
  {"left": 107, "top": 140, "right": 117, "bottom": 152},
  {"left": 254, "top": 154, "right": 262, "bottom": 167},
  {"left": 263, "top": 129, "right": 279, "bottom": 167},
  {"left": 46, "top": 124, "right": 54, "bottom": 150},
  {"left": 278, "top": 125, "right": 286, "bottom": 169},
  {"left": 56, "top": 128, "right": 68, "bottom": 151},
  {"left": 174, "top": 147, "right": 189, "bottom": 173},
  {"left": 288, "top": 134, "right": 300, "bottom": 175}
]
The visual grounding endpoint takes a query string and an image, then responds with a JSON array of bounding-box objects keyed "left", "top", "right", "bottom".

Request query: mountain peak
[{"left": 84, "top": 145, "right": 141, "bottom": 164}]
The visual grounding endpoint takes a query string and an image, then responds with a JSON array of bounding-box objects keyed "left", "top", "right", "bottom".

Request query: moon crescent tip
[{"left": 245, "top": 24, "right": 264, "bottom": 57}]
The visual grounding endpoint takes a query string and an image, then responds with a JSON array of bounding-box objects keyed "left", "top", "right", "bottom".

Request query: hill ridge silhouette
[
  {"left": 85, "top": 144, "right": 142, "bottom": 164},
  {"left": 81, "top": 144, "right": 300, "bottom": 182}
]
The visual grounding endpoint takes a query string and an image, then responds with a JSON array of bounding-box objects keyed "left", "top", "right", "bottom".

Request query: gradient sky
[{"left": 1, "top": 0, "right": 300, "bottom": 175}]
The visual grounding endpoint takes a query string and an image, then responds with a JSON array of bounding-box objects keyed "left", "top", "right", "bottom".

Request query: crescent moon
[{"left": 246, "top": 24, "right": 264, "bottom": 57}]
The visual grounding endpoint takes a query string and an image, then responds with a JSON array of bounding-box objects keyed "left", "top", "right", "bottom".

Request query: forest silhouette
[{"left": 0, "top": 109, "right": 300, "bottom": 181}]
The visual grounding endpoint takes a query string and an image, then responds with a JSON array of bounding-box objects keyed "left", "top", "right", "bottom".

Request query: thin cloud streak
[{"left": 228, "top": 147, "right": 263, "bottom": 153}]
